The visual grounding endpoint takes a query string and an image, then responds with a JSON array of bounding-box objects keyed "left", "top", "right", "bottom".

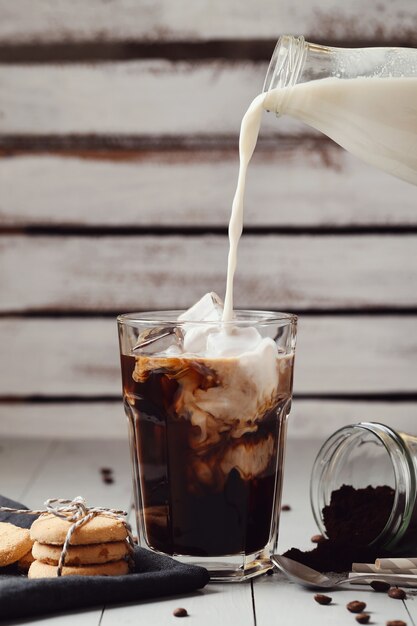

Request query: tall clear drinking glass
[{"left": 118, "top": 310, "right": 297, "bottom": 581}]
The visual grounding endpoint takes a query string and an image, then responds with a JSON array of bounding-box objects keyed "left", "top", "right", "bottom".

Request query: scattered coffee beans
[
  {"left": 386, "top": 621, "right": 406, "bottom": 626},
  {"left": 100, "top": 467, "right": 115, "bottom": 484},
  {"left": 311, "top": 534, "right": 325, "bottom": 544},
  {"left": 314, "top": 594, "right": 332, "bottom": 605},
  {"left": 356, "top": 614, "right": 370, "bottom": 624},
  {"left": 388, "top": 588, "right": 407, "bottom": 600},
  {"left": 371, "top": 580, "right": 391, "bottom": 592},
  {"left": 281, "top": 504, "right": 291, "bottom": 511},
  {"left": 347, "top": 601, "right": 367, "bottom": 613},
  {"left": 173, "top": 608, "right": 188, "bottom": 618}
]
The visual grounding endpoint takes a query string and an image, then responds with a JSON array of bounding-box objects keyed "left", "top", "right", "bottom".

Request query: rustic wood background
[{"left": 0, "top": 0, "right": 416, "bottom": 440}]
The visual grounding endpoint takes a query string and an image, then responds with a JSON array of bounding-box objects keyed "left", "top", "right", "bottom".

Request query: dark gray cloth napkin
[{"left": 0, "top": 495, "right": 210, "bottom": 622}]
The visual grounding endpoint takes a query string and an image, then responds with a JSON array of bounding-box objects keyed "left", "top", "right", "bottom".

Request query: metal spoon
[{"left": 271, "top": 555, "right": 417, "bottom": 589}]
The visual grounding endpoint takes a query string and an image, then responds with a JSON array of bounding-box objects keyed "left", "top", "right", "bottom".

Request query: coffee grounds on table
[
  {"left": 283, "top": 484, "right": 395, "bottom": 572},
  {"left": 283, "top": 539, "right": 385, "bottom": 573}
]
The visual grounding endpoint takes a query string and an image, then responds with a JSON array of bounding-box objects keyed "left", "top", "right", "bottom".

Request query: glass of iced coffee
[{"left": 118, "top": 295, "right": 297, "bottom": 581}]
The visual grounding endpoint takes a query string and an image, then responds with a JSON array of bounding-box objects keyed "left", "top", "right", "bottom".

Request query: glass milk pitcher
[{"left": 262, "top": 35, "right": 417, "bottom": 185}]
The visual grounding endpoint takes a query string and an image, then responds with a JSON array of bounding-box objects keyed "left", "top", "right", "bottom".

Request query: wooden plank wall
[{"left": 0, "top": 0, "right": 416, "bottom": 440}]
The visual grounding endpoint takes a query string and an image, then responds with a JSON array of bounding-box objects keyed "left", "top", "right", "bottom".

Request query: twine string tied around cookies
[{"left": 0, "top": 496, "right": 135, "bottom": 576}]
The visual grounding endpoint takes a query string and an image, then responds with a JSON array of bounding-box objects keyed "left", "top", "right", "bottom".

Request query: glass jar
[
  {"left": 262, "top": 35, "right": 417, "bottom": 185},
  {"left": 310, "top": 422, "right": 417, "bottom": 552}
]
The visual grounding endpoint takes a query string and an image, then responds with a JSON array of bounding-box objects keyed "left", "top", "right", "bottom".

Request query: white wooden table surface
[{"left": 1, "top": 437, "right": 416, "bottom": 626}]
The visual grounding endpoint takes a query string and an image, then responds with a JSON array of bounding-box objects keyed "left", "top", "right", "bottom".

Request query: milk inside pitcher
[{"left": 263, "top": 35, "right": 417, "bottom": 186}]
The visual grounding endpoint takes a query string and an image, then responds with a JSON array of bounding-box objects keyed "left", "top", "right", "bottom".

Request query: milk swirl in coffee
[{"left": 121, "top": 293, "right": 293, "bottom": 556}]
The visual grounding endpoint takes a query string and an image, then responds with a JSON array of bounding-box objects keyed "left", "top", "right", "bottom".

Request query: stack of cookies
[
  {"left": 28, "top": 513, "right": 131, "bottom": 578},
  {"left": 0, "top": 522, "right": 34, "bottom": 571}
]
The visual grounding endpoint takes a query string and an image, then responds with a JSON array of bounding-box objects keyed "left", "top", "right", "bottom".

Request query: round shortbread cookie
[
  {"left": 0, "top": 522, "right": 33, "bottom": 567},
  {"left": 28, "top": 558, "right": 129, "bottom": 578},
  {"left": 30, "top": 514, "right": 127, "bottom": 546},
  {"left": 17, "top": 549, "right": 35, "bottom": 572},
  {"left": 32, "top": 540, "right": 128, "bottom": 565}
]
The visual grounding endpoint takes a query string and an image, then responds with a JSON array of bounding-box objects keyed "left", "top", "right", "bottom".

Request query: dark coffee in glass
[{"left": 118, "top": 310, "right": 296, "bottom": 581}]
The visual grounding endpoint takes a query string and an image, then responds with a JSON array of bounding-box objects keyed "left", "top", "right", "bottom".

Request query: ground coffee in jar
[
  {"left": 284, "top": 423, "right": 417, "bottom": 572},
  {"left": 323, "top": 484, "right": 395, "bottom": 545}
]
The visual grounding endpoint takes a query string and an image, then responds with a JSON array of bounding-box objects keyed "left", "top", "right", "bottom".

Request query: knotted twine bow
[{"left": 0, "top": 496, "right": 136, "bottom": 576}]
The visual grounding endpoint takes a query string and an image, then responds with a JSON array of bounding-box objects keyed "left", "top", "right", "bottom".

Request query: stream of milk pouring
[
  {"left": 222, "top": 93, "right": 267, "bottom": 323},
  {"left": 222, "top": 76, "right": 417, "bottom": 322}
]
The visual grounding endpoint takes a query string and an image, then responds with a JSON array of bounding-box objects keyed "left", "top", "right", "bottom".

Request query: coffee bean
[
  {"left": 311, "top": 534, "right": 325, "bottom": 544},
  {"left": 356, "top": 614, "right": 370, "bottom": 624},
  {"left": 281, "top": 504, "right": 291, "bottom": 511},
  {"left": 386, "top": 621, "right": 407, "bottom": 626},
  {"left": 100, "top": 467, "right": 115, "bottom": 484},
  {"left": 371, "top": 580, "right": 391, "bottom": 592},
  {"left": 173, "top": 608, "right": 188, "bottom": 617},
  {"left": 314, "top": 594, "right": 332, "bottom": 605},
  {"left": 388, "top": 587, "right": 407, "bottom": 600},
  {"left": 347, "top": 601, "right": 367, "bottom": 613}
]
